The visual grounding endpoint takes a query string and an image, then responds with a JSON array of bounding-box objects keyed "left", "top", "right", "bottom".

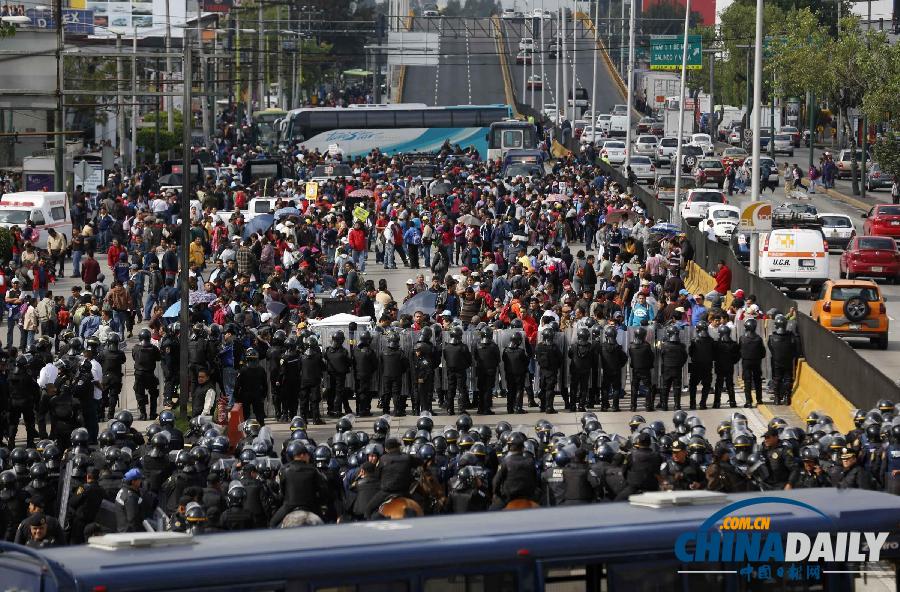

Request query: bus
[
  {"left": 487, "top": 119, "right": 539, "bottom": 161},
  {"left": 241, "top": 158, "right": 285, "bottom": 195},
  {"left": 251, "top": 108, "right": 288, "bottom": 148},
  {"left": 1, "top": 489, "right": 897, "bottom": 591}
]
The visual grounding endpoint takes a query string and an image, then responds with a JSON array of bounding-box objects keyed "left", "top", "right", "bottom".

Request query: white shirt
[
  {"left": 90, "top": 359, "right": 103, "bottom": 400},
  {"left": 37, "top": 362, "right": 58, "bottom": 388}
]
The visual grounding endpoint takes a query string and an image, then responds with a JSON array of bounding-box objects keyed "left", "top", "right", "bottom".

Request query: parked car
[
  {"left": 836, "top": 149, "right": 863, "bottom": 178},
  {"left": 840, "top": 235, "right": 900, "bottom": 282},
  {"left": 692, "top": 158, "right": 725, "bottom": 189},
  {"left": 773, "top": 134, "right": 795, "bottom": 156},
  {"left": 866, "top": 162, "right": 891, "bottom": 192},
  {"left": 633, "top": 135, "right": 659, "bottom": 157},
  {"left": 720, "top": 147, "right": 748, "bottom": 168},
  {"left": 624, "top": 155, "right": 655, "bottom": 184},
  {"left": 705, "top": 204, "right": 741, "bottom": 242},
  {"left": 862, "top": 204, "right": 900, "bottom": 243},
  {"left": 819, "top": 213, "right": 856, "bottom": 250},
  {"left": 811, "top": 279, "right": 889, "bottom": 349},
  {"left": 680, "top": 188, "right": 727, "bottom": 226}
]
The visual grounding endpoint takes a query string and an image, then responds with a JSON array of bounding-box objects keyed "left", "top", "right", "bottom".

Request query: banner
[
  {"left": 202, "top": 0, "right": 233, "bottom": 12},
  {"left": 353, "top": 206, "right": 370, "bottom": 222}
]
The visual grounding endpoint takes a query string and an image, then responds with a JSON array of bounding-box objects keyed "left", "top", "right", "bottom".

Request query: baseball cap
[
  {"left": 678, "top": 289, "right": 690, "bottom": 296},
  {"left": 734, "top": 289, "right": 745, "bottom": 298},
  {"left": 440, "top": 310, "right": 452, "bottom": 317},
  {"left": 406, "top": 278, "right": 415, "bottom": 285},
  {"left": 124, "top": 468, "right": 144, "bottom": 482}
]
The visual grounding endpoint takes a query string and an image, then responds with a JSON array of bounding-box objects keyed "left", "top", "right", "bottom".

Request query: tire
[
  {"left": 684, "top": 156, "right": 696, "bottom": 168},
  {"left": 844, "top": 295, "right": 869, "bottom": 322},
  {"left": 839, "top": 267, "right": 846, "bottom": 279},
  {"left": 876, "top": 334, "right": 889, "bottom": 350}
]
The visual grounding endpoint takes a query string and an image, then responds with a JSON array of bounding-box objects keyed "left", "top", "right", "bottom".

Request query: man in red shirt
[
  {"left": 81, "top": 251, "right": 101, "bottom": 288},
  {"left": 711, "top": 260, "right": 732, "bottom": 299},
  {"left": 107, "top": 239, "right": 124, "bottom": 270}
]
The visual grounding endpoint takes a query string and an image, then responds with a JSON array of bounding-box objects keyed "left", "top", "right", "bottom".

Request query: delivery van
[
  {"left": 759, "top": 228, "right": 829, "bottom": 296},
  {"left": 0, "top": 191, "right": 71, "bottom": 250}
]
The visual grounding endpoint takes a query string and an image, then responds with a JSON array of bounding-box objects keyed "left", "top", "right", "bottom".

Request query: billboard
[{"left": 25, "top": 8, "right": 95, "bottom": 34}]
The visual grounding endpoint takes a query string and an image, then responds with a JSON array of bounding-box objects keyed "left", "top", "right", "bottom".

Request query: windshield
[
  {"left": 859, "top": 237, "right": 896, "bottom": 250},
  {"left": 712, "top": 209, "right": 739, "bottom": 219},
  {"left": 0, "top": 209, "right": 30, "bottom": 225},
  {"left": 604, "top": 142, "right": 625, "bottom": 149},
  {"left": 699, "top": 160, "right": 722, "bottom": 168},
  {"left": 691, "top": 192, "right": 724, "bottom": 203},
  {"left": 820, "top": 216, "right": 852, "bottom": 227},
  {"left": 831, "top": 286, "right": 880, "bottom": 301},
  {"left": 657, "top": 177, "right": 695, "bottom": 189},
  {"left": 775, "top": 135, "right": 791, "bottom": 141},
  {"left": 504, "top": 164, "right": 542, "bottom": 177},
  {"left": 877, "top": 206, "right": 900, "bottom": 215},
  {"left": 661, "top": 138, "right": 678, "bottom": 147}
]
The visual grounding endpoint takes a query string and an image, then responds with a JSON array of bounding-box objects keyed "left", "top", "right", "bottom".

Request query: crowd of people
[{"left": 0, "top": 131, "right": 894, "bottom": 546}]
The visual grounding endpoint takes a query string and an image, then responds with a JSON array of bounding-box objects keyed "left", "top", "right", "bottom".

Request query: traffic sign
[
  {"left": 739, "top": 202, "right": 772, "bottom": 232},
  {"left": 650, "top": 35, "right": 702, "bottom": 71}
]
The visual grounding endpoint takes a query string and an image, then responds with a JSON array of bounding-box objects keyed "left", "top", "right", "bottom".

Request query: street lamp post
[
  {"left": 749, "top": 0, "right": 764, "bottom": 274},
  {"left": 671, "top": 0, "right": 691, "bottom": 224},
  {"left": 624, "top": 0, "right": 635, "bottom": 168}
]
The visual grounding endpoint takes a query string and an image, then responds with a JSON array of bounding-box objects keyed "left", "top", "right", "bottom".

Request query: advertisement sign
[
  {"left": 739, "top": 202, "right": 772, "bottom": 232},
  {"left": 25, "top": 8, "right": 95, "bottom": 34},
  {"left": 202, "top": 0, "right": 233, "bottom": 12},
  {"left": 352, "top": 206, "right": 370, "bottom": 222}
]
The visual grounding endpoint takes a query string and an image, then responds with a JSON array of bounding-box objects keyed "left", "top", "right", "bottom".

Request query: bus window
[
  {"left": 424, "top": 571, "right": 517, "bottom": 592},
  {"left": 502, "top": 130, "right": 524, "bottom": 149},
  {"left": 490, "top": 128, "right": 503, "bottom": 148},
  {"left": 316, "top": 584, "right": 407, "bottom": 592},
  {"left": 606, "top": 560, "right": 728, "bottom": 592},
  {"left": 51, "top": 206, "right": 66, "bottom": 221},
  {"left": 542, "top": 562, "right": 604, "bottom": 592}
]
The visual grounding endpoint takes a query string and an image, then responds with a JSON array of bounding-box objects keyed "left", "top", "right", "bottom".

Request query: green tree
[
  {"left": 872, "top": 135, "right": 900, "bottom": 182},
  {"left": 135, "top": 110, "right": 184, "bottom": 160},
  {"left": 767, "top": 10, "right": 891, "bottom": 195}
]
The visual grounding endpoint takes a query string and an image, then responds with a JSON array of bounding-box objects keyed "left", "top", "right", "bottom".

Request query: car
[
  {"left": 671, "top": 145, "right": 705, "bottom": 174},
  {"left": 720, "top": 147, "right": 748, "bottom": 168},
  {"left": 811, "top": 279, "right": 889, "bottom": 349},
  {"left": 780, "top": 125, "right": 801, "bottom": 147},
  {"left": 818, "top": 213, "right": 856, "bottom": 250},
  {"left": 581, "top": 110, "right": 600, "bottom": 124},
  {"left": 600, "top": 140, "right": 627, "bottom": 165},
  {"left": 654, "top": 175, "right": 696, "bottom": 206},
  {"left": 624, "top": 155, "right": 655, "bottom": 183},
  {"left": 759, "top": 227, "right": 830, "bottom": 295},
  {"left": 692, "top": 158, "right": 725, "bottom": 189},
  {"left": 515, "top": 51, "right": 532, "bottom": 65},
  {"left": 532, "top": 8, "right": 550, "bottom": 19},
  {"left": 773, "top": 202, "right": 818, "bottom": 218},
  {"left": 862, "top": 204, "right": 900, "bottom": 242},
  {"left": 595, "top": 114, "right": 612, "bottom": 134},
  {"left": 836, "top": 149, "right": 863, "bottom": 178},
  {"left": 839, "top": 235, "right": 900, "bottom": 282},
  {"left": 655, "top": 136, "right": 681, "bottom": 165},
  {"left": 705, "top": 204, "right": 741, "bottom": 242},
  {"left": 743, "top": 156, "right": 779, "bottom": 186},
  {"left": 526, "top": 74, "right": 543, "bottom": 90},
  {"left": 519, "top": 37, "right": 534, "bottom": 52},
  {"left": 422, "top": 8, "right": 439, "bottom": 17},
  {"left": 579, "top": 126, "right": 604, "bottom": 144},
  {"left": 547, "top": 38, "right": 561, "bottom": 59},
  {"left": 633, "top": 135, "right": 658, "bottom": 157},
  {"left": 636, "top": 117, "right": 655, "bottom": 134},
  {"left": 502, "top": 8, "right": 516, "bottom": 19},
  {"left": 690, "top": 133, "right": 714, "bottom": 156},
  {"left": 866, "top": 162, "right": 891, "bottom": 192},
  {"left": 680, "top": 188, "right": 727, "bottom": 226},
  {"left": 611, "top": 104, "right": 628, "bottom": 115},
  {"left": 649, "top": 122, "right": 664, "bottom": 137},
  {"left": 773, "top": 134, "right": 795, "bottom": 156},
  {"left": 728, "top": 125, "right": 743, "bottom": 145}
]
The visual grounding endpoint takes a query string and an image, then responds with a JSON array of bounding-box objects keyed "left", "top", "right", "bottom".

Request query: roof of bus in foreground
[
  {"left": 22, "top": 490, "right": 900, "bottom": 585},
  {"left": 285, "top": 104, "right": 512, "bottom": 115}
]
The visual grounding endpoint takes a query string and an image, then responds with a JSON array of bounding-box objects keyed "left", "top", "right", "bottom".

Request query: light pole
[
  {"left": 624, "top": 0, "right": 635, "bottom": 167},
  {"left": 570, "top": 0, "right": 577, "bottom": 122},
  {"left": 556, "top": 8, "right": 561, "bottom": 124},
  {"left": 279, "top": 30, "right": 305, "bottom": 110},
  {"left": 671, "top": 0, "right": 691, "bottom": 224},
  {"left": 749, "top": 0, "right": 764, "bottom": 274},
  {"left": 540, "top": 0, "right": 545, "bottom": 112},
  {"left": 589, "top": 0, "right": 598, "bottom": 144}
]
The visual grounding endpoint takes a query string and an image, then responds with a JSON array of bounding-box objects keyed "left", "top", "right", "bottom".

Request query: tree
[
  {"left": 872, "top": 135, "right": 900, "bottom": 182},
  {"left": 767, "top": 10, "right": 891, "bottom": 195}
]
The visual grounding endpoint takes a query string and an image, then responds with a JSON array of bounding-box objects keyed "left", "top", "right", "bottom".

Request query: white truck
[{"left": 636, "top": 70, "right": 680, "bottom": 112}]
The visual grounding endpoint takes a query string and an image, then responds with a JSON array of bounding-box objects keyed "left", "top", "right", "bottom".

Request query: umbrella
[
  {"left": 429, "top": 182, "right": 451, "bottom": 196},
  {"left": 163, "top": 301, "right": 180, "bottom": 318},
  {"left": 189, "top": 290, "right": 216, "bottom": 305},
  {"left": 274, "top": 207, "right": 301, "bottom": 220},
  {"left": 651, "top": 222, "right": 680, "bottom": 235},
  {"left": 349, "top": 188, "right": 373, "bottom": 198},
  {"left": 545, "top": 194, "right": 568, "bottom": 203},
  {"left": 157, "top": 173, "right": 182, "bottom": 186},
  {"left": 458, "top": 214, "right": 482, "bottom": 226},
  {"left": 242, "top": 213, "right": 274, "bottom": 238},
  {"left": 399, "top": 291, "right": 438, "bottom": 318},
  {"left": 266, "top": 300, "right": 287, "bottom": 316},
  {"left": 605, "top": 209, "right": 636, "bottom": 224}
]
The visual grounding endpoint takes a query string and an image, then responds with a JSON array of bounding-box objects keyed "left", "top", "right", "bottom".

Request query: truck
[
  {"left": 663, "top": 96, "right": 695, "bottom": 139},
  {"left": 635, "top": 70, "right": 679, "bottom": 113}
]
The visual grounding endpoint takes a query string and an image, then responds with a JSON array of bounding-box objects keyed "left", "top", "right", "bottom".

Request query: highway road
[{"left": 402, "top": 17, "right": 507, "bottom": 106}]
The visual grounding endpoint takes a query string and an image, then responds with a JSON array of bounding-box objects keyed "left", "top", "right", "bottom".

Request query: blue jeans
[
  {"left": 6, "top": 316, "right": 16, "bottom": 348},
  {"left": 143, "top": 294, "right": 157, "bottom": 321},
  {"left": 113, "top": 311, "right": 128, "bottom": 338},
  {"left": 71, "top": 250, "right": 82, "bottom": 277},
  {"left": 422, "top": 243, "right": 432, "bottom": 268},
  {"left": 384, "top": 242, "right": 395, "bottom": 268},
  {"left": 223, "top": 366, "right": 237, "bottom": 406},
  {"left": 352, "top": 248, "right": 366, "bottom": 273}
]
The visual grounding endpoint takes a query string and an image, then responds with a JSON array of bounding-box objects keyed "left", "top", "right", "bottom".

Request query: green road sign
[{"left": 650, "top": 35, "right": 702, "bottom": 71}]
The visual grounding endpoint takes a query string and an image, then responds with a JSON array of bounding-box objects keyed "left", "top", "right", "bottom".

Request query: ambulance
[
  {"left": 0, "top": 191, "right": 71, "bottom": 250},
  {"left": 758, "top": 227, "right": 829, "bottom": 297}
]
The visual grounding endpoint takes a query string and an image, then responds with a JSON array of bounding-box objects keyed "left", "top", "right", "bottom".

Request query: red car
[
  {"left": 862, "top": 204, "right": 900, "bottom": 241},
  {"left": 840, "top": 235, "right": 900, "bottom": 281}
]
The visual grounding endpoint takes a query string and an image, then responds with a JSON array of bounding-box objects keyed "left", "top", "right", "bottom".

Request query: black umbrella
[
  {"left": 429, "top": 182, "right": 451, "bottom": 196},
  {"left": 157, "top": 173, "right": 183, "bottom": 186}
]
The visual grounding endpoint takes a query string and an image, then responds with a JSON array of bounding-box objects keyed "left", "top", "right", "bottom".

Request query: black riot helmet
[
  {"left": 158, "top": 410, "right": 176, "bottom": 428},
  {"left": 510, "top": 332, "right": 522, "bottom": 347},
  {"left": 373, "top": 417, "right": 390, "bottom": 437},
  {"left": 336, "top": 417, "right": 353, "bottom": 433},
  {"left": 226, "top": 485, "right": 247, "bottom": 508},
  {"left": 68, "top": 337, "right": 83, "bottom": 354},
  {"left": 541, "top": 327, "right": 555, "bottom": 343},
  {"left": 479, "top": 328, "right": 493, "bottom": 344},
  {"left": 272, "top": 330, "right": 287, "bottom": 346},
  {"left": 387, "top": 333, "right": 401, "bottom": 349},
  {"left": 106, "top": 333, "right": 121, "bottom": 350},
  {"left": 331, "top": 331, "right": 345, "bottom": 346},
  {"left": 800, "top": 446, "right": 820, "bottom": 462},
  {"left": 359, "top": 331, "right": 373, "bottom": 346},
  {"left": 634, "top": 326, "right": 647, "bottom": 342},
  {"left": 603, "top": 325, "right": 617, "bottom": 343},
  {"left": 456, "top": 413, "right": 473, "bottom": 433},
  {"left": 695, "top": 321, "right": 709, "bottom": 337},
  {"left": 418, "top": 326, "right": 433, "bottom": 343},
  {"left": 743, "top": 318, "right": 757, "bottom": 333},
  {"left": 591, "top": 325, "right": 604, "bottom": 341},
  {"left": 717, "top": 324, "right": 732, "bottom": 340},
  {"left": 866, "top": 424, "right": 882, "bottom": 443},
  {"left": 115, "top": 410, "right": 134, "bottom": 428},
  {"left": 449, "top": 327, "right": 463, "bottom": 344},
  {"left": 773, "top": 314, "right": 788, "bottom": 335},
  {"left": 666, "top": 325, "right": 680, "bottom": 343},
  {"left": 576, "top": 327, "right": 590, "bottom": 344},
  {"left": 138, "top": 328, "right": 152, "bottom": 343},
  {"left": 416, "top": 416, "right": 434, "bottom": 433}
]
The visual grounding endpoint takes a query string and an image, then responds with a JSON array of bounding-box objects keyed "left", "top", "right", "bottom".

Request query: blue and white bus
[{"left": 1, "top": 489, "right": 897, "bottom": 592}]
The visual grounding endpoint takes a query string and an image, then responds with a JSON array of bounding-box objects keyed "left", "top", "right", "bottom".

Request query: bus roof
[{"left": 19, "top": 490, "right": 900, "bottom": 589}]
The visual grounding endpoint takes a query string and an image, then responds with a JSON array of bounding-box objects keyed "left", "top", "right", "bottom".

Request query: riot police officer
[
  {"left": 661, "top": 439, "right": 704, "bottom": 490},
  {"left": 490, "top": 435, "right": 538, "bottom": 509},
  {"left": 762, "top": 428, "right": 795, "bottom": 489},
  {"left": 365, "top": 437, "right": 421, "bottom": 518},
  {"left": 838, "top": 447, "right": 876, "bottom": 489},
  {"left": 739, "top": 318, "right": 766, "bottom": 408},
  {"left": 767, "top": 315, "right": 799, "bottom": 406},
  {"left": 188, "top": 323, "right": 216, "bottom": 398},
  {"left": 267, "top": 330, "right": 287, "bottom": 421},
  {"left": 270, "top": 441, "right": 331, "bottom": 527},
  {"left": 659, "top": 325, "right": 688, "bottom": 411},
  {"left": 788, "top": 446, "right": 830, "bottom": 488},
  {"left": 706, "top": 441, "right": 752, "bottom": 492},
  {"left": 599, "top": 325, "right": 627, "bottom": 412},
  {"left": 561, "top": 448, "right": 594, "bottom": 504},
  {"left": 159, "top": 323, "right": 180, "bottom": 408},
  {"left": 39, "top": 359, "right": 79, "bottom": 450},
  {"left": 279, "top": 339, "right": 302, "bottom": 420},
  {"left": 299, "top": 337, "right": 325, "bottom": 424},
  {"left": 713, "top": 325, "right": 740, "bottom": 408},
  {"left": 98, "top": 333, "right": 126, "bottom": 421},
  {"left": 353, "top": 332, "right": 379, "bottom": 417},
  {"left": 535, "top": 327, "right": 563, "bottom": 414},
  {"left": 325, "top": 331, "right": 352, "bottom": 418},
  {"left": 628, "top": 326, "right": 655, "bottom": 412},
  {"left": 7, "top": 356, "right": 38, "bottom": 448},
  {"left": 615, "top": 432, "right": 661, "bottom": 500},
  {"left": 413, "top": 341, "right": 435, "bottom": 414},
  {"left": 502, "top": 333, "right": 529, "bottom": 414},
  {"left": 381, "top": 333, "right": 410, "bottom": 416},
  {"left": 235, "top": 348, "right": 268, "bottom": 425},
  {"left": 567, "top": 328, "right": 595, "bottom": 413},
  {"left": 540, "top": 450, "right": 567, "bottom": 506},
  {"left": 882, "top": 425, "right": 900, "bottom": 495},
  {"left": 473, "top": 328, "right": 501, "bottom": 415},
  {"left": 132, "top": 329, "right": 161, "bottom": 420},
  {"left": 443, "top": 328, "right": 472, "bottom": 415},
  {"left": 688, "top": 321, "right": 715, "bottom": 409}
]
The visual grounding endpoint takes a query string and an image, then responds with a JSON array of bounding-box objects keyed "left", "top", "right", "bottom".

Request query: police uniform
[
  {"left": 767, "top": 331, "right": 798, "bottom": 405},
  {"left": 270, "top": 459, "right": 331, "bottom": 527},
  {"left": 763, "top": 444, "right": 795, "bottom": 490},
  {"left": 325, "top": 343, "right": 352, "bottom": 417},
  {"left": 540, "top": 464, "right": 566, "bottom": 506},
  {"left": 131, "top": 341, "right": 162, "bottom": 420},
  {"left": 561, "top": 457, "right": 595, "bottom": 504},
  {"left": 381, "top": 343, "right": 410, "bottom": 416},
  {"left": 659, "top": 339, "right": 688, "bottom": 411},
  {"left": 413, "top": 349, "right": 435, "bottom": 414},
  {"left": 6, "top": 365, "right": 39, "bottom": 448},
  {"left": 628, "top": 339, "right": 655, "bottom": 412},
  {"left": 490, "top": 452, "right": 538, "bottom": 509},
  {"left": 688, "top": 331, "right": 715, "bottom": 409},
  {"left": 615, "top": 444, "right": 662, "bottom": 500},
  {"left": 713, "top": 333, "right": 741, "bottom": 408},
  {"left": 473, "top": 337, "right": 501, "bottom": 414},
  {"left": 235, "top": 361, "right": 268, "bottom": 425},
  {"left": 98, "top": 347, "right": 126, "bottom": 420},
  {"left": 266, "top": 341, "right": 286, "bottom": 419},
  {"left": 739, "top": 330, "right": 766, "bottom": 407},
  {"left": 280, "top": 349, "right": 302, "bottom": 419},
  {"left": 567, "top": 338, "right": 595, "bottom": 412},
  {"left": 353, "top": 339, "right": 379, "bottom": 416},
  {"left": 535, "top": 339, "right": 563, "bottom": 413},
  {"left": 599, "top": 341, "right": 628, "bottom": 411},
  {"left": 501, "top": 340, "right": 529, "bottom": 413},
  {"left": 159, "top": 330, "right": 179, "bottom": 407},
  {"left": 443, "top": 340, "right": 472, "bottom": 415}
]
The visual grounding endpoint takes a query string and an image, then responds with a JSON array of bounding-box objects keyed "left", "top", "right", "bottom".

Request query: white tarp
[{"left": 307, "top": 313, "right": 374, "bottom": 328}]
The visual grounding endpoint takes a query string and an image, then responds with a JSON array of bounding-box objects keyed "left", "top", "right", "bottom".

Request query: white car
[
  {"left": 624, "top": 155, "right": 655, "bottom": 183},
  {"left": 612, "top": 104, "right": 628, "bottom": 115},
  {"left": 579, "top": 125, "right": 604, "bottom": 144},
  {"left": 600, "top": 140, "right": 627, "bottom": 165},
  {"left": 655, "top": 136, "right": 681, "bottom": 164},
  {"left": 422, "top": 9, "right": 439, "bottom": 17},
  {"left": 680, "top": 188, "right": 727, "bottom": 226},
  {"left": 595, "top": 114, "right": 612, "bottom": 134},
  {"left": 581, "top": 110, "right": 599, "bottom": 124},
  {"left": 519, "top": 37, "right": 534, "bottom": 51},
  {"left": 705, "top": 204, "right": 741, "bottom": 242},
  {"left": 502, "top": 8, "right": 516, "bottom": 19},
  {"left": 819, "top": 213, "right": 856, "bottom": 250},
  {"left": 633, "top": 134, "right": 658, "bottom": 157},
  {"left": 532, "top": 8, "right": 551, "bottom": 19},
  {"left": 690, "top": 133, "right": 714, "bottom": 156},
  {"left": 728, "top": 128, "right": 743, "bottom": 145}
]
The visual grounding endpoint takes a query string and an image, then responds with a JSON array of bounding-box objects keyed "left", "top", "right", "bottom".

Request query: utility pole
[
  {"left": 540, "top": 0, "right": 545, "bottom": 113},
  {"left": 619, "top": 0, "right": 624, "bottom": 76},
  {"left": 570, "top": 0, "right": 577, "bottom": 121},
  {"left": 374, "top": 12, "right": 385, "bottom": 104},
  {"left": 258, "top": 1, "right": 264, "bottom": 109},
  {"left": 178, "top": 41, "right": 192, "bottom": 418},
  {"left": 704, "top": 49, "right": 715, "bottom": 138},
  {"left": 555, "top": 8, "right": 561, "bottom": 124},
  {"left": 166, "top": 0, "right": 174, "bottom": 135},
  {"left": 624, "top": 0, "right": 635, "bottom": 167},
  {"left": 807, "top": 90, "right": 815, "bottom": 170},
  {"left": 672, "top": 0, "right": 691, "bottom": 224},
  {"left": 198, "top": 0, "right": 210, "bottom": 141},
  {"left": 589, "top": 0, "right": 598, "bottom": 144},
  {"left": 116, "top": 34, "right": 125, "bottom": 164},
  {"left": 749, "top": 0, "right": 763, "bottom": 275},
  {"left": 561, "top": 7, "right": 568, "bottom": 122},
  {"left": 54, "top": 0, "right": 64, "bottom": 191},
  {"left": 131, "top": 28, "right": 138, "bottom": 169}
]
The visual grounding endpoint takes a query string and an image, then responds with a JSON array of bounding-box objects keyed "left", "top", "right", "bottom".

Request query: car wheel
[
  {"left": 839, "top": 267, "right": 846, "bottom": 279},
  {"left": 847, "top": 271, "right": 855, "bottom": 280},
  {"left": 875, "top": 334, "right": 889, "bottom": 350}
]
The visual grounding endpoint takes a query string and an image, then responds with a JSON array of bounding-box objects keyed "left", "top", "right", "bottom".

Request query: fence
[{"left": 593, "top": 160, "right": 900, "bottom": 408}]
